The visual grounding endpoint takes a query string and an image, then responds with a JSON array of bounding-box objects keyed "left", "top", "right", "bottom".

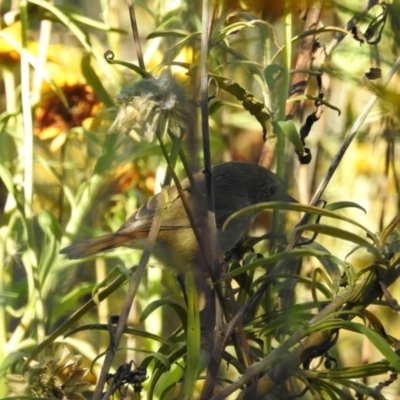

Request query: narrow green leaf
[
  {"left": 180, "top": 272, "right": 200, "bottom": 400},
  {"left": 264, "top": 63, "right": 282, "bottom": 91},
  {"left": 325, "top": 201, "right": 367, "bottom": 213},
  {"left": 224, "top": 248, "right": 342, "bottom": 281},
  {"left": 291, "top": 223, "right": 381, "bottom": 259},
  {"left": 214, "top": 41, "right": 265, "bottom": 80},
  {"left": 147, "top": 29, "right": 191, "bottom": 39},
  {"left": 208, "top": 100, "right": 242, "bottom": 115},
  {"left": 0, "top": 164, "right": 15, "bottom": 196},
  {"left": 148, "top": 343, "right": 186, "bottom": 398},
  {"left": 223, "top": 202, "right": 377, "bottom": 243},
  {"left": 38, "top": 210, "right": 62, "bottom": 240},
  {"left": 0, "top": 352, "right": 25, "bottom": 377},
  {"left": 271, "top": 26, "right": 350, "bottom": 63},
  {"left": 81, "top": 53, "right": 114, "bottom": 108},
  {"left": 104, "top": 56, "right": 152, "bottom": 78},
  {"left": 56, "top": 5, "right": 126, "bottom": 33},
  {"left": 335, "top": 377, "right": 387, "bottom": 399},
  {"left": 66, "top": 325, "right": 173, "bottom": 347},
  {"left": 274, "top": 120, "right": 304, "bottom": 153},
  {"left": 52, "top": 283, "right": 94, "bottom": 322},
  {"left": 343, "top": 321, "right": 400, "bottom": 372},
  {"left": 287, "top": 94, "right": 341, "bottom": 115},
  {"left": 213, "top": 20, "right": 269, "bottom": 43},
  {"left": 141, "top": 351, "right": 171, "bottom": 370},
  {"left": 140, "top": 299, "right": 187, "bottom": 329}
]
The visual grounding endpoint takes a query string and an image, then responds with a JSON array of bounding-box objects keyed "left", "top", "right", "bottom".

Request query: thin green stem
[
  {"left": 270, "top": 0, "right": 291, "bottom": 243},
  {"left": 20, "top": 0, "right": 45, "bottom": 343},
  {"left": 276, "top": 0, "right": 292, "bottom": 177}
]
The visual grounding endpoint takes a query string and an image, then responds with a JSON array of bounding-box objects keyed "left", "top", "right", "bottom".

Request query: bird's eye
[{"left": 269, "top": 184, "right": 279, "bottom": 197}]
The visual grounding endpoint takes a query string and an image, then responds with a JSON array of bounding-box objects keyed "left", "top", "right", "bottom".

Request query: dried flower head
[
  {"left": 6, "top": 347, "right": 90, "bottom": 399},
  {"left": 109, "top": 69, "right": 191, "bottom": 141}
]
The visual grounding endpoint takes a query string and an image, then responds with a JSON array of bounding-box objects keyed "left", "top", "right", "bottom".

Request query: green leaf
[
  {"left": 311, "top": 378, "right": 354, "bottom": 399},
  {"left": 212, "top": 19, "right": 269, "bottom": 44},
  {"left": 140, "top": 299, "right": 187, "bottom": 329},
  {"left": 287, "top": 94, "right": 341, "bottom": 115},
  {"left": 141, "top": 351, "right": 171, "bottom": 370},
  {"left": 56, "top": 4, "right": 126, "bottom": 33},
  {"left": 271, "top": 26, "right": 350, "bottom": 63},
  {"left": 225, "top": 247, "right": 343, "bottom": 283},
  {"left": 308, "top": 242, "right": 342, "bottom": 286},
  {"left": 208, "top": 100, "right": 242, "bottom": 115},
  {"left": 0, "top": 352, "right": 25, "bottom": 377},
  {"left": 147, "top": 29, "right": 191, "bottom": 39},
  {"left": 37, "top": 210, "right": 62, "bottom": 283},
  {"left": 52, "top": 283, "right": 94, "bottom": 323},
  {"left": 147, "top": 338, "right": 186, "bottom": 398},
  {"left": 274, "top": 120, "right": 304, "bottom": 154},
  {"left": 93, "top": 132, "right": 119, "bottom": 175},
  {"left": 215, "top": 41, "right": 265, "bottom": 81},
  {"left": 66, "top": 324, "right": 173, "bottom": 347},
  {"left": 334, "top": 377, "right": 387, "bottom": 399},
  {"left": 147, "top": 30, "right": 201, "bottom": 65},
  {"left": 223, "top": 202, "right": 377, "bottom": 244},
  {"left": 81, "top": 53, "right": 114, "bottom": 108},
  {"left": 180, "top": 272, "right": 201, "bottom": 400},
  {"left": 38, "top": 210, "right": 62, "bottom": 240},
  {"left": 325, "top": 201, "right": 366, "bottom": 214},
  {"left": 104, "top": 54, "right": 153, "bottom": 78},
  {"left": 233, "top": 11, "right": 272, "bottom": 38},
  {"left": 0, "top": 163, "right": 15, "bottom": 197},
  {"left": 264, "top": 63, "right": 282, "bottom": 91},
  {"left": 291, "top": 223, "right": 381, "bottom": 259}
]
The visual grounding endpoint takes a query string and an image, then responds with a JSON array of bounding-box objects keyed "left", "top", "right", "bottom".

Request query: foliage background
[{"left": 0, "top": 0, "right": 400, "bottom": 399}]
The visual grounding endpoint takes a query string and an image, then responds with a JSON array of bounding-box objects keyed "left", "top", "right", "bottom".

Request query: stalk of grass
[{"left": 19, "top": 0, "right": 45, "bottom": 345}]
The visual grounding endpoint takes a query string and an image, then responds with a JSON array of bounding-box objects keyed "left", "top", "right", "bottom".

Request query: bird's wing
[{"left": 118, "top": 176, "right": 206, "bottom": 234}]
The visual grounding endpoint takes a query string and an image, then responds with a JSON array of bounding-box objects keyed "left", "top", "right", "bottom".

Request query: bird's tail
[{"left": 60, "top": 233, "right": 131, "bottom": 260}]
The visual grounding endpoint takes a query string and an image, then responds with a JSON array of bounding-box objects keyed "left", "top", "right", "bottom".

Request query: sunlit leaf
[
  {"left": 291, "top": 223, "right": 381, "bottom": 259},
  {"left": 140, "top": 299, "right": 187, "bottom": 328},
  {"left": 274, "top": 120, "right": 304, "bottom": 154},
  {"left": 147, "top": 29, "right": 191, "bottom": 39},
  {"left": 223, "top": 202, "right": 377, "bottom": 244}
]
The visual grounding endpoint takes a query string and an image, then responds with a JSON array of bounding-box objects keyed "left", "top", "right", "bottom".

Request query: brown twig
[
  {"left": 196, "top": 0, "right": 221, "bottom": 398},
  {"left": 93, "top": 3, "right": 147, "bottom": 397},
  {"left": 285, "top": 1, "right": 323, "bottom": 120},
  {"left": 92, "top": 190, "right": 167, "bottom": 399}
]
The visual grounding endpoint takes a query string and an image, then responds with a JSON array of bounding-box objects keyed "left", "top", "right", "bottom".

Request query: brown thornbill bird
[{"left": 60, "top": 162, "right": 295, "bottom": 269}]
